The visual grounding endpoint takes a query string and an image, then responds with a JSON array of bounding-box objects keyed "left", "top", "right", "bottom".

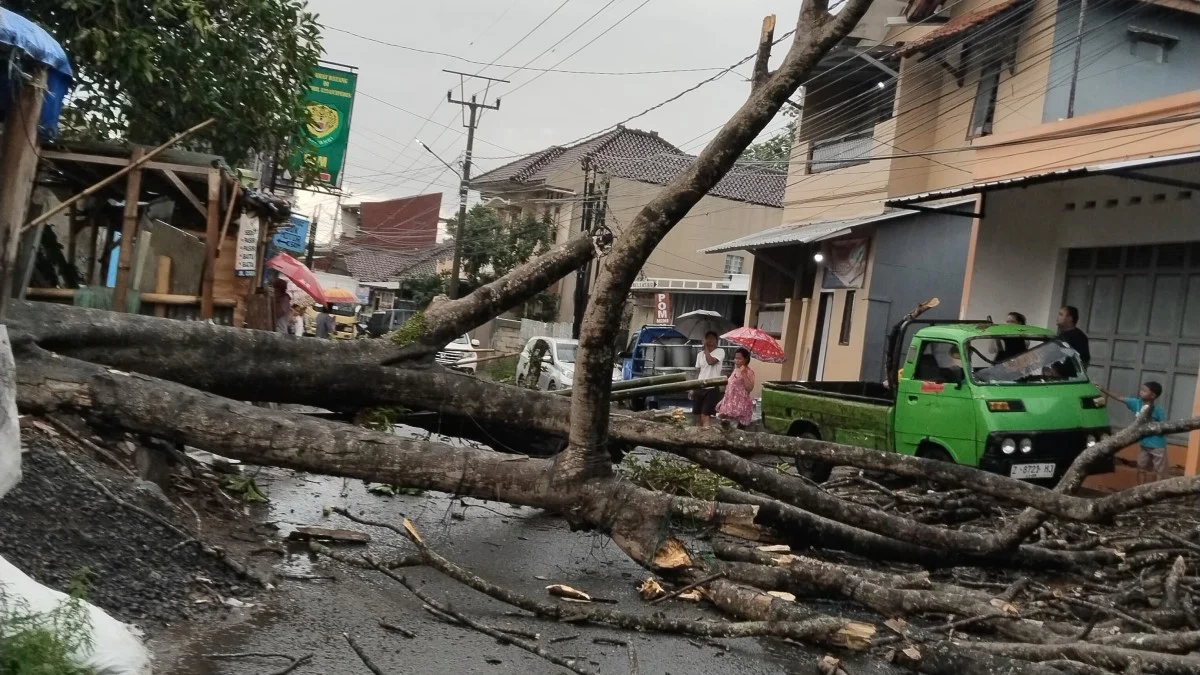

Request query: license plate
[{"left": 1010, "top": 463, "right": 1055, "bottom": 479}]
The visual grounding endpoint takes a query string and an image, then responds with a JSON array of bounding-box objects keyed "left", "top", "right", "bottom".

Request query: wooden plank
[
  {"left": 0, "top": 68, "right": 47, "bottom": 318},
  {"left": 85, "top": 213, "right": 100, "bottom": 284},
  {"left": 154, "top": 256, "right": 172, "bottom": 317},
  {"left": 161, "top": 168, "right": 206, "bottom": 217},
  {"left": 112, "top": 148, "right": 146, "bottom": 313},
  {"left": 25, "top": 118, "right": 216, "bottom": 231},
  {"left": 287, "top": 526, "right": 371, "bottom": 544},
  {"left": 25, "top": 286, "right": 235, "bottom": 306},
  {"left": 215, "top": 183, "right": 240, "bottom": 254},
  {"left": 40, "top": 150, "right": 218, "bottom": 176},
  {"left": 200, "top": 168, "right": 220, "bottom": 319}
]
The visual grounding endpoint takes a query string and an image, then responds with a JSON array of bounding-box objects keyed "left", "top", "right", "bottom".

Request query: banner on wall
[
  {"left": 822, "top": 237, "right": 868, "bottom": 289},
  {"left": 653, "top": 292, "right": 673, "bottom": 325},
  {"left": 272, "top": 214, "right": 311, "bottom": 254},
  {"left": 233, "top": 215, "right": 260, "bottom": 278}
]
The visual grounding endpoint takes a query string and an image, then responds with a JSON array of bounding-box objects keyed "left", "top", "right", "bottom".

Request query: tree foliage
[
  {"left": 13, "top": 0, "right": 323, "bottom": 165},
  {"left": 740, "top": 106, "right": 799, "bottom": 165},
  {"left": 453, "top": 205, "right": 555, "bottom": 286}
]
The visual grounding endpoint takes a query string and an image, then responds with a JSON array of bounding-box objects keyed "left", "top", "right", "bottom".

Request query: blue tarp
[{"left": 0, "top": 8, "right": 72, "bottom": 140}]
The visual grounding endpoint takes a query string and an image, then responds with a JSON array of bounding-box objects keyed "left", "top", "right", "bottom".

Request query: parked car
[
  {"left": 437, "top": 333, "right": 481, "bottom": 373},
  {"left": 760, "top": 310, "right": 1113, "bottom": 485},
  {"left": 515, "top": 337, "right": 621, "bottom": 391}
]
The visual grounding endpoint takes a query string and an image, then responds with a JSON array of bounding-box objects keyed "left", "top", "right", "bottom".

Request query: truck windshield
[
  {"left": 968, "top": 337, "right": 1088, "bottom": 385},
  {"left": 328, "top": 303, "right": 357, "bottom": 317}
]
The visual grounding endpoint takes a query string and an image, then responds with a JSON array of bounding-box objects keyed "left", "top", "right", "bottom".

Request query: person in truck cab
[
  {"left": 1057, "top": 305, "right": 1091, "bottom": 368},
  {"left": 995, "top": 312, "right": 1027, "bottom": 362},
  {"left": 692, "top": 331, "right": 725, "bottom": 427}
]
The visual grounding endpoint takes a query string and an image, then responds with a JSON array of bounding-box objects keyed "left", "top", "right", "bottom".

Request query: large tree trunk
[{"left": 563, "top": 0, "right": 878, "bottom": 480}]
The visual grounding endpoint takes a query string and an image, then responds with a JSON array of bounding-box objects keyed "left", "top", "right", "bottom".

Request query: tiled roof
[
  {"left": 333, "top": 242, "right": 454, "bottom": 283},
  {"left": 897, "top": 0, "right": 1029, "bottom": 57},
  {"left": 473, "top": 127, "right": 786, "bottom": 208}
]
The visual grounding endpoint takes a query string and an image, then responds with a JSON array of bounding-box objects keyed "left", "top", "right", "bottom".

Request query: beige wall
[
  {"left": 965, "top": 171, "right": 1200, "bottom": 326},
  {"left": 601, "top": 177, "right": 780, "bottom": 282}
]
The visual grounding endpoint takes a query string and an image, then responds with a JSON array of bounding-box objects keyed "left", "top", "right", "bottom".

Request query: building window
[
  {"left": 724, "top": 254, "right": 745, "bottom": 275},
  {"left": 838, "top": 291, "right": 855, "bottom": 345},
  {"left": 968, "top": 61, "right": 1001, "bottom": 138}
]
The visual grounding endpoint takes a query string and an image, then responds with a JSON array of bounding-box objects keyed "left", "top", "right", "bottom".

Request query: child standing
[{"left": 1100, "top": 381, "right": 1168, "bottom": 484}]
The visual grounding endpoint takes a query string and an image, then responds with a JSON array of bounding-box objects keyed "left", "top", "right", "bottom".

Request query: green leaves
[
  {"left": 452, "top": 205, "right": 556, "bottom": 287},
  {"left": 12, "top": 0, "right": 322, "bottom": 165}
]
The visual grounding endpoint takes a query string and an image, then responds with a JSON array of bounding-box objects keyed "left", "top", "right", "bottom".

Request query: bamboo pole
[
  {"left": 0, "top": 68, "right": 47, "bottom": 319},
  {"left": 111, "top": 148, "right": 145, "bottom": 313},
  {"left": 23, "top": 118, "right": 217, "bottom": 232},
  {"left": 553, "top": 372, "right": 687, "bottom": 396},
  {"left": 609, "top": 377, "right": 727, "bottom": 402}
]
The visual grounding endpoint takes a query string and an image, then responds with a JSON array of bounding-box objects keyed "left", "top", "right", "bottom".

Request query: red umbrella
[
  {"left": 266, "top": 253, "right": 327, "bottom": 305},
  {"left": 721, "top": 326, "right": 786, "bottom": 363}
]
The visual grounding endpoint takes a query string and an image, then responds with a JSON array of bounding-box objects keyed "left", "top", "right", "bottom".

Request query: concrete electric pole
[{"left": 444, "top": 70, "right": 506, "bottom": 299}]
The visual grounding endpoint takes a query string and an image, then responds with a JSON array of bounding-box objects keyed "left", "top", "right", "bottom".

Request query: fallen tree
[{"left": 7, "top": 2, "right": 1200, "bottom": 672}]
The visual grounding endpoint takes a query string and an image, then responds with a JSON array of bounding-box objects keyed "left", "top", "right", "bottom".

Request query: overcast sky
[{"left": 299, "top": 0, "right": 802, "bottom": 240}]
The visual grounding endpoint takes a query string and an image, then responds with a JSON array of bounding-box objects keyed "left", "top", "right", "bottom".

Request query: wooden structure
[{"left": 26, "top": 141, "right": 286, "bottom": 326}]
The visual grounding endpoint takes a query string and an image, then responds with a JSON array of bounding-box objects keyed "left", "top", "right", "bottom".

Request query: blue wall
[
  {"left": 859, "top": 211, "right": 973, "bottom": 382},
  {"left": 1043, "top": 0, "right": 1200, "bottom": 122}
]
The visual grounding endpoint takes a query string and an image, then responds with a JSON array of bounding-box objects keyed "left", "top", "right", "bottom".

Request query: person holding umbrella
[
  {"left": 692, "top": 331, "right": 726, "bottom": 428},
  {"left": 717, "top": 347, "right": 756, "bottom": 429}
]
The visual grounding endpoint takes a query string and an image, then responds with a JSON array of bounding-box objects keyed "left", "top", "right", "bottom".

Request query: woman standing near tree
[{"left": 717, "top": 348, "right": 756, "bottom": 429}]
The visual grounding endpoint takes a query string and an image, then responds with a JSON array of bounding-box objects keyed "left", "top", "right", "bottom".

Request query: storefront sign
[
  {"left": 273, "top": 214, "right": 310, "bottom": 253},
  {"left": 356, "top": 286, "right": 371, "bottom": 305},
  {"left": 653, "top": 292, "right": 673, "bottom": 324},
  {"left": 233, "top": 215, "right": 260, "bottom": 278},
  {"left": 822, "top": 237, "right": 868, "bottom": 289},
  {"left": 292, "top": 64, "right": 357, "bottom": 187}
]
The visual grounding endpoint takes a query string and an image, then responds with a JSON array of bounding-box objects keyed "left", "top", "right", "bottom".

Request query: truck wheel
[
  {"left": 916, "top": 445, "right": 955, "bottom": 490},
  {"left": 792, "top": 431, "right": 834, "bottom": 484}
]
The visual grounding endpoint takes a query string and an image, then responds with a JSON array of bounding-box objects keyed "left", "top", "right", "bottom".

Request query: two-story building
[
  {"left": 709, "top": 0, "right": 1200, "bottom": 473},
  {"left": 471, "top": 127, "right": 784, "bottom": 330}
]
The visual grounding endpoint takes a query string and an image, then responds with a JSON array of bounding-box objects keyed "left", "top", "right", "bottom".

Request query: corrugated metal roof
[
  {"left": 885, "top": 151, "right": 1200, "bottom": 206},
  {"left": 702, "top": 197, "right": 978, "bottom": 253}
]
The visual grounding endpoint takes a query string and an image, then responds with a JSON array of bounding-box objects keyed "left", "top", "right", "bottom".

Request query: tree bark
[{"left": 563, "top": 0, "right": 879, "bottom": 481}]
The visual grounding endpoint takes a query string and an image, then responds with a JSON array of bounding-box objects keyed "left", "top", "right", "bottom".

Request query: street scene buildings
[{"left": 0, "top": 0, "right": 1198, "bottom": 673}]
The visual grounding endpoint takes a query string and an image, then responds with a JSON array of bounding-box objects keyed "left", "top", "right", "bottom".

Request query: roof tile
[{"left": 898, "top": 0, "right": 1029, "bottom": 57}]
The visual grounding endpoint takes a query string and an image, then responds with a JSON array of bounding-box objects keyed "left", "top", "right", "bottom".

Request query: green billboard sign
[{"left": 295, "top": 64, "right": 357, "bottom": 187}]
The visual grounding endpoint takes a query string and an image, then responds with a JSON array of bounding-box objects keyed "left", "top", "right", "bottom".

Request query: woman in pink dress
[{"left": 717, "top": 348, "right": 756, "bottom": 429}]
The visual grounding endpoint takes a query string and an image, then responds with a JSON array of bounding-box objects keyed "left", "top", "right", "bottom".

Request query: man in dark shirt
[{"left": 1057, "top": 305, "right": 1090, "bottom": 368}]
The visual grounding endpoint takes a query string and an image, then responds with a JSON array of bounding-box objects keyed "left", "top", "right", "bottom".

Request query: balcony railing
[
  {"left": 631, "top": 274, "right": 749, "bottom": 293},
  {"left": 810, "top": 131, "right": 873, "bottom": 174}
]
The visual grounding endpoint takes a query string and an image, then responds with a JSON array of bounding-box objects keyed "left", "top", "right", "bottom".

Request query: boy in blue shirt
[{"left": 1100, "top": 381, "right": 1168, "bottom": 484}]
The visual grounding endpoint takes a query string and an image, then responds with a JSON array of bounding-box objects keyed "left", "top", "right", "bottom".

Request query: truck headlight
[
  {"left": 1019, "top": 438, "right": 1033, "bottom": 453},
  {"left": 1086, "top": 434, "right": 1097, "bottom": 447},
  {"left": 1001, "top": 438, "right": 1017, "bottom": 454}
]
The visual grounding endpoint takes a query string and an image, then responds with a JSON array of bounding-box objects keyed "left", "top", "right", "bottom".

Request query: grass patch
[
  {"left": 620, "top": 454, "right": 736, "bottom": 501},
  {"left": 221, "top": 474, "right": 268, "bottom": 503},
  {"left": 0, "top": 570, "right": 96, "bottom": 675},
  {"left": 479, "top": 355, "right": 519, "bottom": 384}
]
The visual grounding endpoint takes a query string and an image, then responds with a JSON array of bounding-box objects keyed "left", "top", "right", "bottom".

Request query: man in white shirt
[{"left": 692, "top": 331, "right": 725, "bottom": 427}]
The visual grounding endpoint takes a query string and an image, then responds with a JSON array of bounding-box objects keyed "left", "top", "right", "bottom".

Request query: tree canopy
[
  {"left": 453, "top": 205, "right": 556, "bottom": 286},
  {"left": 740, "top": 105, "right": 798, "bottom": 165},
  {"left": 13, "top": 0, "right": 323, "bottom": 165}
]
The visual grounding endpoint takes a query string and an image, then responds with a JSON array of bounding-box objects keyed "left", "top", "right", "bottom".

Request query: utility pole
[
  {"left": 572, "top": 162, "right": 610, "bottom": 339},
  {"left": 305, "top": 204, "right": 321, "bottom": 268},
  {"left": 444, "top": 69, "right": 506, "bottom": 299}
]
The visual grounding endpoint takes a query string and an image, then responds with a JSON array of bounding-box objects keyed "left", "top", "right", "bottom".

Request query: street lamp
[{"left": 415, "top": 139, "right": 460, "bottom": 178}]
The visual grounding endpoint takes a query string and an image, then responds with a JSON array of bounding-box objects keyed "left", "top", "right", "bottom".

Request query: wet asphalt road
[{"left": 154, "top": 465, "right": 902, "bottom": 675}]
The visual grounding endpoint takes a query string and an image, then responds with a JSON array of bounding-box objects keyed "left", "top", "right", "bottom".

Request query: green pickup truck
[{"left": 762, "top": 304, "right": 1113, "bottom": 484}]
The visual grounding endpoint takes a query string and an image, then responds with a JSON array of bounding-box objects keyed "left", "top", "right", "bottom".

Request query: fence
[{"left": 519, "top": 318, "right": 573, "bottom": 344}]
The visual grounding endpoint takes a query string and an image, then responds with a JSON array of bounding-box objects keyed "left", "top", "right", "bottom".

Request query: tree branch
[{"left": 751, "top": 15, "right": 778, "bottom": 88}]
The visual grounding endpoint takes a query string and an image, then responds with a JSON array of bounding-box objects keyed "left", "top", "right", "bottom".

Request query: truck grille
[{"left": 436, "top": 350, "right": 467, "bottom": 365}]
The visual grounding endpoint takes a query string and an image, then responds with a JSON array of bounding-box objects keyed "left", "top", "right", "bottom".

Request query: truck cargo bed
[{"left": 763, "top": 381, "right": 891, "bottom": 405}]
